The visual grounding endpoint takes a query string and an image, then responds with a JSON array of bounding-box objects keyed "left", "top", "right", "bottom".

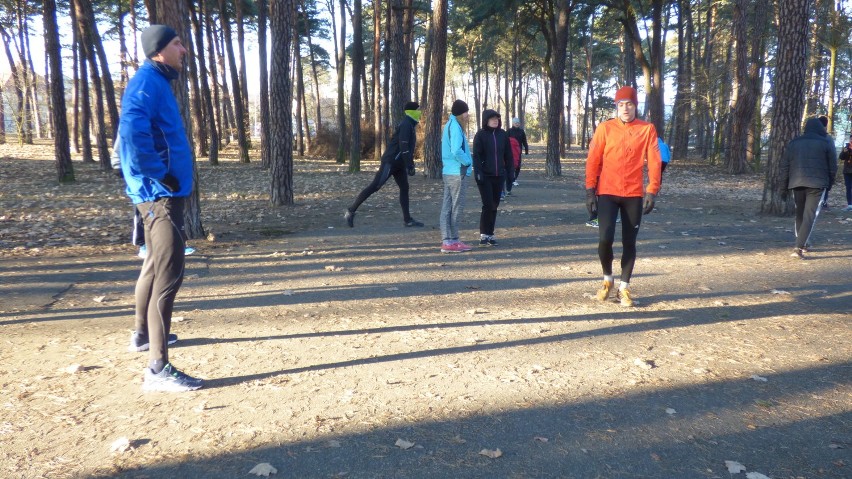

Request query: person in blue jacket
[
  {"left": 439, "top": 100, "right": 473, "bottom": 253},
  {"left": 659, "top": 137, "right": 671, "bottom": 173},
  {"left": 118, "top": 25, "right": 202, "bottom": 392}
]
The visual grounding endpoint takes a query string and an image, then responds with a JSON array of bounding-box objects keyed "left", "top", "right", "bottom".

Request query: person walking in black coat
[
  {"left": 779, "top": 117, "right": 838, "bottom": 258},
  {"left": 506, "top": 118, "right": 529, "bottom": 192},
  {"left": 472, "top": 109, "right": 513, "bottom": 246},
  {"left": 345, "top": 101, "right": 424, "bottom": 228}
]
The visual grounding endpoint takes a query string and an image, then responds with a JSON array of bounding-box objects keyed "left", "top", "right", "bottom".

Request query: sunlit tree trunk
[
  {"left": 44, "top": 0, "right": 73, "bottom": 183},
  {"left": 269, "top": 0, "right": 295, "bottom": 206},
  {"left": 258, "top": 0, "right": 270, "bottom": 168},
  {"left": 218, "top": 0, "right": 250, "bottom": 162},
  {"left": 763, "top": 0, "right": 812, "bottom": 215},
  {"left": 423, "top": 0, "right": 447, "bottom": 179},
  {"left": 349, "top": 0, "right": 364, "bottom": 171},
  {"left": 372, "top": 0, "right": 382, "bottom": 161},
  {"left": 151, "top": 0, "right": 205, "bottom": 238}
]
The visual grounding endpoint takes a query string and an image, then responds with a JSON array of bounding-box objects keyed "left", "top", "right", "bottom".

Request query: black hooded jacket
[
  {"left": 472, "top": 109, "right": 513, "bottom": 179},
  {"left": 780, "top": 118, "right": 838, "bottom": 190}
]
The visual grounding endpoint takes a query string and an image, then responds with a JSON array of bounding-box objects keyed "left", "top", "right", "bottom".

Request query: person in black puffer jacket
[
  {"left": 472, "top": 109, "right": 513, "bottom": 246},
  {"left": 779, "top": 117, "right": 838, "bottom": 258}
]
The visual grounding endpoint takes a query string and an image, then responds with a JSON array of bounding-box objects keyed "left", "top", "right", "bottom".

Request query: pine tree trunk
[
  {"left": 670, "top": 0, "right": 693, "bottom": 159},
  {"left": 422, "top": 0, "right": 447, "bottom": 180},
  {"left": 186, "top": 0, "right": 207, "bottom": 158},
  {"left": 545, "top": 1, "right": 570, "bottom": 177},
  {"left": 372, "top": 0, "right": 382, "bottom": 161},
  {"left": 348, "top": 0, "right": 364, "bottom": 171},
  {"left": 76, "top": 0, "right": 119, "bottom": 139},
  {"left": 203, "top": 1, "right": 223, "bottom": 153},
  {"left": 305, "top": 19, "right": 323, "bottom": 136},
  {"left": 269, "top": 0, "right": 295, "bottom": 206},
  {"left": 389, "top": 0, "right": 406, "bottom": 125},
  {"left": 258, "top": 0, "right": 270, "bottom": 168},
  {"left": 152, "top": 0, "right": 205, "bottom": 239},
  {"left": 189, "top": 0, "right": 218, "bottom": 163},
  {"left": 234, "top": 0, "right": 251, "bottom": 146},
  {"left": 335, "top": 0, "right": 347, "bottom": 163},
  {"left": 218, "top": 0, "right": 250, "bottom": 162},
  {"left": 44, "top": 0, "right": 73, "bottom": 183},
  {"left": 763, "top": 0, "right": 812, "bottom": 214}
]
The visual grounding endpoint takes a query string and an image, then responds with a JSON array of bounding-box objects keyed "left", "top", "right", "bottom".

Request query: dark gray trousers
[
  {"left": 793, "top": 187, "right": 826, "bottom": 250},
  {"left": 134, "top": 197, "right": 186, "bottom": 364}
]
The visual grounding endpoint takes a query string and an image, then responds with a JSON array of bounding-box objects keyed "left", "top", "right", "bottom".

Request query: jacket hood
[
  {"left": 482, "top": 109, "right": 501, "bottom": 130},
  {"left": 803, "top": 117, "right": 827, "bottom": 137}
]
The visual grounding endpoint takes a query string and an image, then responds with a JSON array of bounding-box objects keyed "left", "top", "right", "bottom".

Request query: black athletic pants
[
  {"left": 597, "top": 195, "right": 643, "bottom": 283},
  {"left": 349, "top": 160, "right": 412, "bottom": 222},
  {"left": 135, "top": 197, "right": 186, "bottom": 364},
  {"left": 476, "top": 175, "right": 504, "bottom": 236}
]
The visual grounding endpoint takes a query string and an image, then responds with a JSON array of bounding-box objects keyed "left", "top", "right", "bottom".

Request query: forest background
[{"left": 0, "top": 0, "right": 850, "bottom": 240}]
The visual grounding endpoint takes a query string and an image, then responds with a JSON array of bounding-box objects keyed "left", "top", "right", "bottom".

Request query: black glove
[
  {"left": 160, "top": 174, "right": 180, "bottom": 192},
  {"left": 407, "top": 164, "right": 415, "bottom": 176},
  {"left": 585, "top": 188, "right": 597, "bottom": 216},
  {"left": 642, "top": 192, "right": 656, "bottom": 215}
]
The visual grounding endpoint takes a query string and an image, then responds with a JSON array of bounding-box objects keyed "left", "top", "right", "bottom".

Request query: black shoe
[
  {"left": 344, "top": 209, "right": 355, "bottom": 227},
  {"left": 404, "top": 218, "right": 424, "bottom": 227},
  {"left": 487, "top": 237, "right": 498, "bottom": 246}
]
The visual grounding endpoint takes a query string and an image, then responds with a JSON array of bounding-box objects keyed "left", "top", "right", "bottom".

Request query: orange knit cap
[{"left": 614, "top": 86, "right": 638, "bottom": 105}]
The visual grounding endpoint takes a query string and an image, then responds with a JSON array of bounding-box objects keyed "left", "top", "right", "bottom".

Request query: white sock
[
  {"left": 604, "top": 275, "right": 614, "bottom": 284},
  {"left": 619, "top": 282, "right": 629, "bottom": 291}
]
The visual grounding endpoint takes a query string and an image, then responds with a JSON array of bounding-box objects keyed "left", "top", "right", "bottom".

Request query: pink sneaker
[
  {"left": 441, "top": 242, "right": 461, "bottom": 253},
  {"left": 455, "top": 241, "right": 473, "bottom": 252}
]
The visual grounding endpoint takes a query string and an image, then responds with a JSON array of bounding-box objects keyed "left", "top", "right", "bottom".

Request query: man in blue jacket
[{"left": 118, "top": 25, "right": 202, "bottom": 392}]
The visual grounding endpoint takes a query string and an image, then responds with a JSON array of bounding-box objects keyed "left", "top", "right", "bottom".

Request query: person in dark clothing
[
  {"left": 472, "top": 109, "right": 513, "bottom": 246},
  {"left": 841, "top": 134, "right": 852, "bottom": 211},
  {"left": 119, "top": 25, "right": 202, "bottom": 392},
  {"left": 779, "top": 117, "right": 838, "bottom": 259},
  {"left": 505, "top": 118, "right": 529, "bottom": 194},
  {"left": 345, "top": 101, "right": 424, "bottom": 228}
]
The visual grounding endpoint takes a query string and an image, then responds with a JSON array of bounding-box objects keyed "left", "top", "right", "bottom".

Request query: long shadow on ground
[{"left": 94, "top": 362, "right": 851, "bottom": 479}]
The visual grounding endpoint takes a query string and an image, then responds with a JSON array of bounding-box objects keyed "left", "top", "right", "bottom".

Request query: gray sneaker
[
  {"left": 128, "top": 331, "right": 178, "bottom": 352},
  {"left": 143, "top": 363, "right": 203, "bottom": 392},
  {"left": 344, "top": 209, "right": 355, "bottom": 227}
]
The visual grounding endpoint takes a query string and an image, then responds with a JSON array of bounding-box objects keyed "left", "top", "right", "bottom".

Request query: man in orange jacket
[{"left": 585, "top": 86, "right": 662, "bottom": 307}]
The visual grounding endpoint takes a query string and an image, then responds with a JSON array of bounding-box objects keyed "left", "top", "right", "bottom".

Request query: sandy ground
[{"left": 0, "top": 144, "right": 850, "bottom": 478}]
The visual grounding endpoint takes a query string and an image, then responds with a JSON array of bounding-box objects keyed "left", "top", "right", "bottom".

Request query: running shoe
[
  {"left": 128, "top": 331, "right": 178, "bottom": 352},
  {"left": 185, "top": 246, "right": 196, "bottom": 256},
  {"left": 596, "top": 280, "right": 613, "bottom": 301},
  {"left": 790, "top": 248, "right": 804, "bottom": 259},
  {"left": 617, "top": 288, "right": 634, "bottom": 307},
  {"left": 441, "top": 242, "right": 462, "bottom": 253},
  {"left": 512, "top": 181, "right": 519, "bottom": 186},
  {"left": 585, "top": 219, "right": 599, "bottom": 228},
  {"left": 137, "top": 245, "right": 148, "bottom": 259},
  {"left": 143, "top": 363, "right": 203, "bottom": 392},
  {"left": 344, "top": 209, "right": 356, "bottom": 227},
  {"left": 456, "top": 241, "right": 473, "bottom": 252},
  {"left": 404, "top": 218, "right": 424, "bottom": 227}
]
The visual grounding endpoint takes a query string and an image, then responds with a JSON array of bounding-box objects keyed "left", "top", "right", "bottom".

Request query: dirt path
[{"left": 1, "top": 147, "right": 850, "bottom": 478}]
